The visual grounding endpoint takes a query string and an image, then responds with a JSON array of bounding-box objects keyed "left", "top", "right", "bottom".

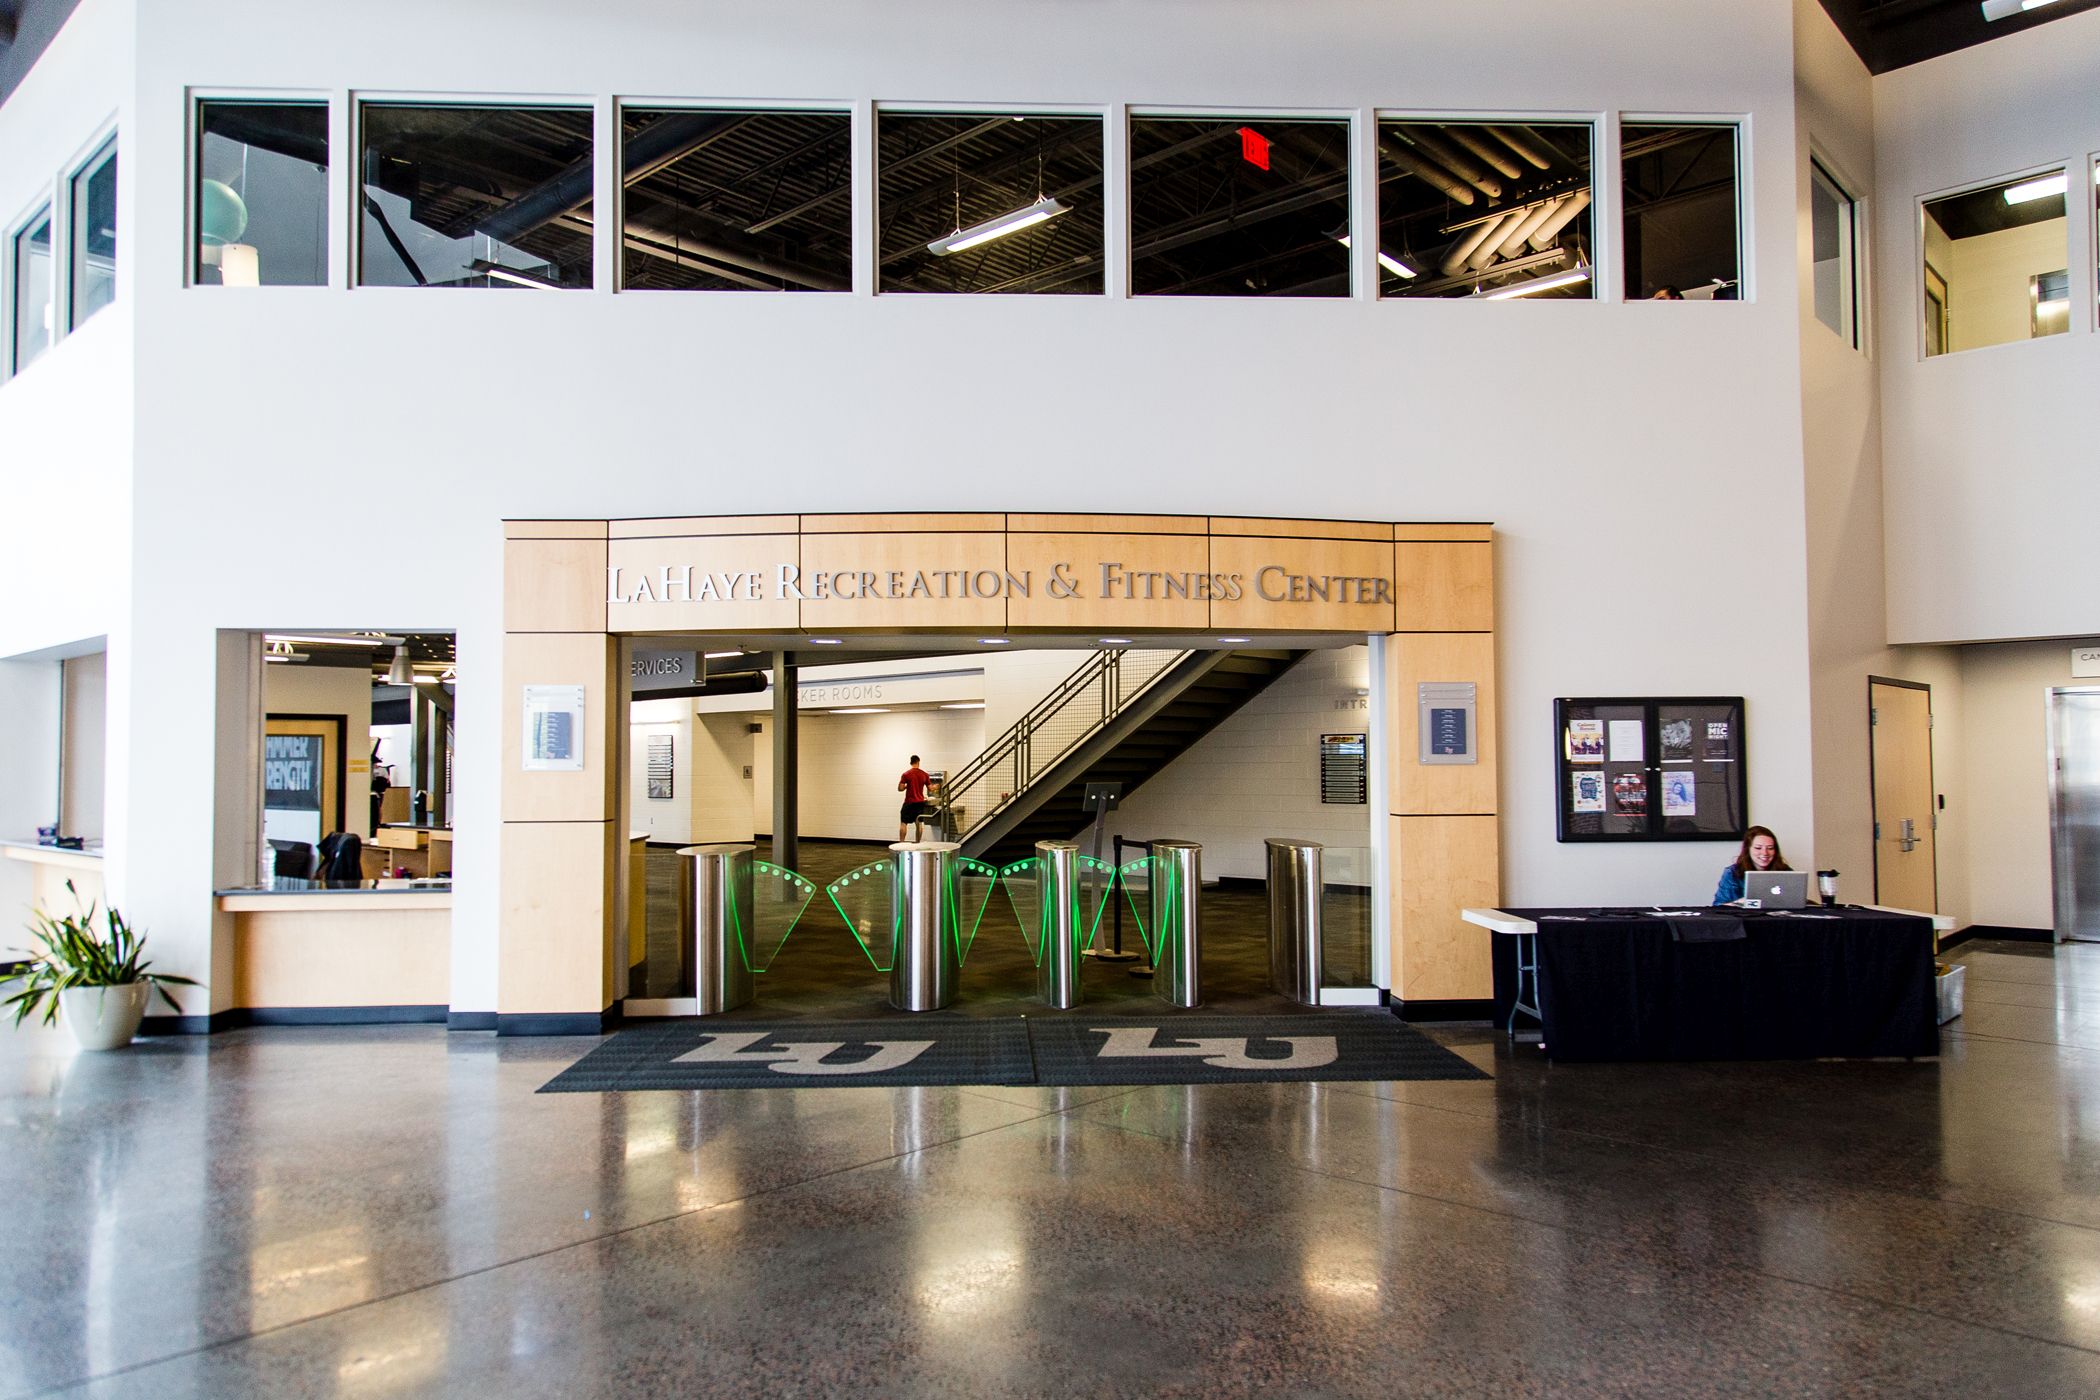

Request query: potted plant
[{"left": 5, "top": 882, "right": 196, "bottom": 1050}]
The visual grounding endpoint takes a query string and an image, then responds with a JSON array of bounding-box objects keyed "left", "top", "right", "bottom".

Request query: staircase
[{"left": 945, "top": 648, "right": 1307, "bottom": 867}]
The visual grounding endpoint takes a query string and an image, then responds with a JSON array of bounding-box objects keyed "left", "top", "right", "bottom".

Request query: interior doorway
[
  {"left": 2049, "top": 687, "right": 2100, "bottom": 943},
  {"left": 1868, "top": 677, "right": 1938, "bottom": 915}
]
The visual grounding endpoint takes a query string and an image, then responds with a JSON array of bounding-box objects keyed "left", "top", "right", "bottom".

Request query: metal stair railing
[{"left": 939, "top": 648, "right": 1186, "bottom": 840}]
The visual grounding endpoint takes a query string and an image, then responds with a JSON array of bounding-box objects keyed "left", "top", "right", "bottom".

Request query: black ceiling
[{"left": 1819, "top": 0, "right": 2100, "bottom": 73}]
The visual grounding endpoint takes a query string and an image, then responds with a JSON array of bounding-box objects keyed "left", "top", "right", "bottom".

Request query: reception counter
[
  {"left": 215, "top": 878, "right": 451, "bottom": 1019},
  {"left": 2, "top": 839, "right": 105, "bottom": 914}
]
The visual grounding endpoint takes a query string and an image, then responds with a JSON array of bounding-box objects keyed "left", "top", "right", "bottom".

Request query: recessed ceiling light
[
  {"left": 831, "top": 707, "right": 889, "bottom": 715},
  {"left": 807, "top": 638, "right": 844, "bottom": 646},
  {"left": 941, "top": 702, "right": 987, "bottom": 710},
  {"left": 703, "top": 650, "right": 741, "bottom": 660},
  {"left": 1218, "top": 636, "right": 1251, "bottom": 643},
  {"left": 1099, "top": 637, "right": 1132, "bottom": 645},
  {"left": 979, "top": 637, "right": 1010, "bottom": 645}
]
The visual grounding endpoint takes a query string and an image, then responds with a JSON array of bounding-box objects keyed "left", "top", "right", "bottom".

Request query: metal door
[
  {"left": 2049, "top": 688, "right": 2100, "bottom": 943},
  {"left": 1869, "top": 679, "right": 1937, "bottom": 913}
]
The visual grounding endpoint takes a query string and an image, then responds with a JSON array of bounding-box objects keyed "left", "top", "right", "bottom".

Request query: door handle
[{"left": 1898, "top": 817, "right": 1917, "bottom": 853}]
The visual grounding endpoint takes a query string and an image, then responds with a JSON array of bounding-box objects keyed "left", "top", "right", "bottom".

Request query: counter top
[
  {"left": 217, "top": 879, "right": 452, "bottom": 913},
  {"left": 1, "top": 840, "right": 105, "bottom": 867},
  {"left": 216, "top": 878, "right": 452, "bottom": 896},
  {"left": 1464, "top": 903, "right": 1956, "bottom": 934}
]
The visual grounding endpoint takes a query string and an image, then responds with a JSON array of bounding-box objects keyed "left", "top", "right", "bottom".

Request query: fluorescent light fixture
[
  {"left": 1217, "top": 636, "right": 1251, "bottom": 643},
  {"left": 978, "top": 638, "right": 1011, "bottom": 646},
  {"left": 1098, "top": 637, "right": 1132, "bottom": 645},
  {"left": 1336, "top": 233, "right": 1416, "bottom": 279},
  {"left": 926, "top": 197, "right": 1069, "bottom": 257},
  {"left": 467, "top": 258, "right": 561, "bottom": 290},
  {"left": 1982, "top": 0, "right": 2064, "bottom": 20},
  {"left": 412, "top": 674, "right": 441, "bottom": 684},
  {"left": 1485, "top": 266, "right": 1591, "bottom": 300},
  {"left": 703, "top": 651, "right": 742, "bottom": 660},
  {"left": 386, "top": 645, "right": 415, "bottom": 685},
  {"left": 264, "top": 633, "right": 403, "bottom": 648},
  {"left": 2002, "top": 172, "right": 2069, "bottom": 204},
  {"left": 941, "top": 702, "right": 987, "bottom": 710},
  {"left": 807, "top": 638, "right": 844, "bottom": 646},
  {"left": 831, "top": 707, "right": 890, "bottom": 715}
]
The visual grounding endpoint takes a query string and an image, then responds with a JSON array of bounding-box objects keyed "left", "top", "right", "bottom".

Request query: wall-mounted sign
[
  {"left": 1417, "top": 682, "right": 1478, "bottom": 765},
  {"left": 2074, "top": 645, "right": 2100, "bottom": 678},
  {"left": 1319, "top": 733, "right": 1367, "bottom": 804},
  {"left": 645, "top": 734, "right": 674, "bottom": 799},
  {"left": 630, "top": 649, "right": 700, "bottom": 693},
  {"left": 605, "top": 560, "right": 1394, "bottom": 608},
  {"left": 522, "top": 685, "right": 586, "bottom": 772}
]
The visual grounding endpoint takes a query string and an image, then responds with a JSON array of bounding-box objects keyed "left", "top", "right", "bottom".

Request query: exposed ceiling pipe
[
  {"left": 559, "top": 210, "right": 848, "bottom": 291},
  {"left": 1377, "top": 133, "right": 1476, "bottom": 206},
  {"left": 1438, "top": 216, "right": 1504, "bottom": 275},
  {"left": 1494, "top": 197, "right": 1565, "bottom": 259},
  {"left": 1445, "top": 127, "right": 1523, "bottom": 181},
  {"left": 1528, "top": 188, "right": 1592, "bottom": 250},
  {"left": 1488, "top": 125, "right": 1556, "bottom": 170},
  {"left": 454, "top": 110, "right": 748, "bottom": 247},
  {"left": 1465, "top": 210, "right": 1529, "bottom": 270},
  {"left": 1402, "top": 128, "right": 1502, "bottom": 199}
]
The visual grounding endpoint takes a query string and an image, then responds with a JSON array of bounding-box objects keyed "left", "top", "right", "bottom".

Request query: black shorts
[{"left": 900, "top": 800, "right": 931, "bottom": 823}]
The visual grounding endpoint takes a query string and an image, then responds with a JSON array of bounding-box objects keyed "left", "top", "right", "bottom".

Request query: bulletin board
[{"left": 1554, "top": 697, "right": 1745, "bottom": 843}]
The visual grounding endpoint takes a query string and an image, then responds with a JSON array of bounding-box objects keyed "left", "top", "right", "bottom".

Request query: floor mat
[
  {"left": 1027, "top": 1012, "right": 1487, "bottom": 1085},
  {"left": 541, "top": 1012, "right": 1484, "bottom": 1091},
  {"left": 539, "top": 1018, "right": 1036, "bottom": 1091}
]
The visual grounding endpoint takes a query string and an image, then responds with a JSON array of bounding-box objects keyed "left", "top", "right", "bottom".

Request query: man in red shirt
[{"left": 897, "top": 755, "right": 934, "bottom": 842}]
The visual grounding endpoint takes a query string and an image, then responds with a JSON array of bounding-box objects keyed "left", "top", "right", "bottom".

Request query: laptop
[{"left": 1740, "top": 870, "right": 1809, "bottom": 909}]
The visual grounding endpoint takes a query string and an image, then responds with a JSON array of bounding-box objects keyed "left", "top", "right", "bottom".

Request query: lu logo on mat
[{"left": 539, "top": 1013, "right": 1485, "bottom": 1092}]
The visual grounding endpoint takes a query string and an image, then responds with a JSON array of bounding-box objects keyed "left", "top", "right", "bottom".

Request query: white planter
[{"left": 60, "top": 983, "right": 150, "bottom": 1051}]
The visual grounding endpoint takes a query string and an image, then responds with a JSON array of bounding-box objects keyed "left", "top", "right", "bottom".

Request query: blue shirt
[{"left": 1713, "top": 866, "right": 1745, "bottom": 905}]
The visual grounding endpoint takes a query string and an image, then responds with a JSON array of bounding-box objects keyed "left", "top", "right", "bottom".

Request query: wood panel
[
  {"left": 605, "top": 533, "right": 801, "bottom": 632},
  {"left": 1394, "top": 523, "right": 1493, "bottom": 542},
  {"left": 1391, "top": 813, "right": 1500, "bottom": 1001},
  {"left": 1209, "top": 536, "right": 1398, "bottom": 633},
  {"left": 1006, "top": 532, "right": 1213, "bottom": 630},
  {"left": 1210, "top": 517, "right": 1394, "bottom": 541},
  {"left": 218, "top": 890, "right": 452, "bottom": 912},
  {"left": 231, "top": 907, "right": 450, "bottom": 1007},
  {"left": 1396, "top": 541, "right": 1494, "bottom": 633},
  {"left": 1006, "top": 513, "right": 1208, "bottom": 535},
  {"left": 505, "top": 519, "right": 608, "bottom": 540},
  {"left": 504, "top": 537, "right": 610, "bottom": 633},
  {"left": 801, "top": 513, "right": 1005, "bottom": 533},
  {"left": 1387, "top": 632, "right": 1499, "bottom": 815},
  {"left": 608, "top": 515, "right": 799, "bottom": 539},
  {"left": 499, "top": 819, "right": 616, "bottom": 1015},
  {"left": 1870, "top": 681, "right": 1938, "bottom": 915},
  {"left": 501, "top": 633, "right": 617, "bottom": 822},
  {"left": 797, "top": 532, "right": 1009, "bottom": 630}
]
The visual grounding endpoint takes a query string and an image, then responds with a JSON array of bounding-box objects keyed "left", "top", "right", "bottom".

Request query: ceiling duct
[
  {"left": 1494, "top": 197, "right": 1566, "bottom": 259},
  {"left": 1487, "top": 125, "right": 1556, "bottom": 170},
  {"left": 1527, "top": 189, "right": 1592, "bottom": 251},
  {"left": 1403, "top": 128, "right": 1503, "bottom": 199},
  {"left": 1439, "top": 216, "right": 1506, "bottom": 276},
  {"left": 1378, "top": 133, "right": 1477, "bottom": 206},
  {"left": 1445, "top": 127, "right": 1524, "bottom": 181},
  {"left": 1466, "top": 210, "right": 1529, "bottom": 270}
]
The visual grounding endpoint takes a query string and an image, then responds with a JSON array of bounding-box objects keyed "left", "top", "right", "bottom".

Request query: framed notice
[
  {"left": 522, "top": 685, "right": 587, "bottom": 772},
  {"left": 1554, "top": 696, "right": 1745, "bottom": 843},
  {"left": 1319, "top": 733, "right": 1367, "bottom": 804}
]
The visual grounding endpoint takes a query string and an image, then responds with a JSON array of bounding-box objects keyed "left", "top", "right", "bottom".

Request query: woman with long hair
[{"left": 1713, "top": 825, "right": 1789, "bottom": 904}]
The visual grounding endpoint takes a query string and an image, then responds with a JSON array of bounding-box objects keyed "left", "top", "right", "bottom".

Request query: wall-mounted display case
[{"left": 1554, "top": 697, "right": 1745, "bottom": 842}]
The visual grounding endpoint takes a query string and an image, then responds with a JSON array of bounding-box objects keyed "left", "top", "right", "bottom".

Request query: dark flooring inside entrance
[{"left": 635, "top": 840, "right": 1357, "bottom": 1018}]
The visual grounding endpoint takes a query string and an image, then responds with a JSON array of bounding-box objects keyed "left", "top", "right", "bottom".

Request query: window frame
[
  {"left": 66, "top": 132, "right": 119, "bottom": 333},
  {"left": 1809, "top": 154, "right": 1863, "bottom": 351},
  {"left": 1617, "top": 113, "right": 1750, "bottom": 304},
  {"left": 1915, "top": 159, "right": 2071, "bottom": 360},
  {"left": 4, "top": 191, "right": 56, "bottom": 380},
  {"left": 188, "top": 91, "right": 335, "bottom": 291}
]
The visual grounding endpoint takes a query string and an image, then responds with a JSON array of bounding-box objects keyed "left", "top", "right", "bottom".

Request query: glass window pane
[
  {"left": 1810, "top": 161, "right": 1857, "bottom": 344},
  {"left": 1130, "top": 116, "right": 1350, "bottom": 297},
  {"left": 621, "top": 108, "right": 851, "bottom": 292},
  {"left": 878, "top": 112, "right": 1103, "bottom": 294},
  {"left": 1921, "top": 168, "right": 2067, "bottom": 356},
  {"left": 195, "top": 101, "right": 329, "bottom": 287},
  {"left": 70, "top": 139, "right": 117, "bottom": 329},
  {"left": 358, "top": 105, "right": 593, "bottom": 289},
  {"left": 1622, "top": 123, "right": 1740, "bottom": 300},
  {"left": 1377, "top": 120, "right": 1592, "bottom": 299},
  {"left": 12, "top": 209, "right": 52, "bottom": 371}
]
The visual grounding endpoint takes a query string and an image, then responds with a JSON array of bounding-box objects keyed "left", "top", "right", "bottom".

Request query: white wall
[
  {"left": 46, "top": 0, "right": 1822, "bottom": 1001},
  {"left": 626, "top": 699, "right": 694, "bottom": 844},
  {"left": 58, "top": 650, "right": 105, "bottom": 840},
  {"left": 1103, "top": 647, "right": 1376, "bottom": 880},
  {"left": 1875, "top": 7, "right": 2100, "bottom": 643},
  {"left": 1958, "top": 638, "right": 2099, "bottom": 931},
  {"left": 752, "top": 708, "right": 987, "bottom": 843},
  {"left": 1946, "top": 217, "right": 2070, "bottom": 353},
  {"left": 692, "top": 712, "right": 755, "bottom": 843}
]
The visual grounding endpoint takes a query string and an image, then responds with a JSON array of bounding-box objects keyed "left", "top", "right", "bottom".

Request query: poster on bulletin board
[{"left": 1555, "top": 696, "right": 1745, "bottom": 843}]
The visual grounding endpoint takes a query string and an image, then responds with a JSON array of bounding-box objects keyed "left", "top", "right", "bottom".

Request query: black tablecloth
[{"left": 1498, "top": 906, "right": 1939, "bottom": 1062}]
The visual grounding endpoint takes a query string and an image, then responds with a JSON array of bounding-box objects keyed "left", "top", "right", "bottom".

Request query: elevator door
[
  {"left": 1869, "top": 679, "right": 1937, "bottom": 914},
  {"left": 2050, "top": 688, "right": 2100, "bottom": 943}
]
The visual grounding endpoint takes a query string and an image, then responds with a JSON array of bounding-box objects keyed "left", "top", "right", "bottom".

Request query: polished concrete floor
[{"left": 4, "top": 938, "right": 2100, "bottom": 1396}]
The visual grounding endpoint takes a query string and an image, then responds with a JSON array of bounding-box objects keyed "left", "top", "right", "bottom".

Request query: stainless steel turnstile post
[
  {"left": 1150, "top": 839, "right": 1202, "bottom": 1008},
  {"left": 890, "top": 840, "right": 961, "bottom": 1011},
  {"left": 1266, "top": 838, "right": 1323, "bottom": 1007},
  {"left": 677, "top": 843, "right": 756, "bottom": 1014},
  {"left": 1037, "top": 839, "right": 1082, "bottom": 1009}
]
